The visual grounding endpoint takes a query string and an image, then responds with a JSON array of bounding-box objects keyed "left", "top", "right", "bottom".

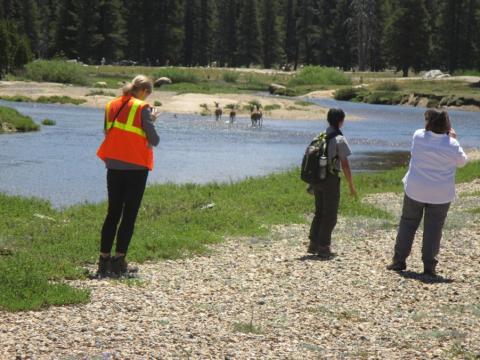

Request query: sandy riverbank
[{"left": 0, "top": 81, "right": 328, "bottom": 121}]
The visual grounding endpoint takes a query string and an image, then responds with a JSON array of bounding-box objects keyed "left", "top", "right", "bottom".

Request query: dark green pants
[
  {"left": 393, "top": 194, "right": 450, "bottom": 268},
  {"left": 309, "top": 176, "right": 341, "bottom": 249}
]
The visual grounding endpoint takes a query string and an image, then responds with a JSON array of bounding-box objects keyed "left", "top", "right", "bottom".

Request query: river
[{"left": 0, "top": 99, "right": 478, "bottom": 207}]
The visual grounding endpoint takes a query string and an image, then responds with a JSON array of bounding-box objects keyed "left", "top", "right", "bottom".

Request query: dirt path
[
  {"left": 1, "top": 181, "right": 479, "bottom": 359},
  {"left": 0, "top": 81, "right": 328, "bottom": 121}
]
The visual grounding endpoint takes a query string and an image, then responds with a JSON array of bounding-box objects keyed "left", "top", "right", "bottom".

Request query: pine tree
[
  {"left": 435, "top": 0, "right": 480, "bottom": 73},
  {"left": 296, "top": 0, "right": 316, "bottom": 65},
  {"left": 183, "top": 0, "right": 200, "bottom": 66},
  {"left": 18, "top": 0, "right": 39, "bottom": 56},
  {"left": 350, "top": 0, "right": 379, "bottom": 71},
  {"left": 55, "top": 0, "right": 81, "bottom": 58},
  {"left": 261, "top": 0, "right": 284, "bottom": 68},
  {"left": 37, "top": 0, "right": 60, "bottom": 58},
  {"left": 156, "top": 0, "right": 185, "bottom": 65},
  {"left": 98, "top": 0, "right": 126, "bottom": 63},
  {"left": 0, "top": 21, "right": 10, "bottom": 75},
  {"left": 237, "top": 0, "right": 262, "bottom": 67},
  {"left": 76, "top": 0, "right": 102, "bottom": 63},
  {"left": 284, "top": 0, "right": 298, "bottom": 67},
  {"left": 123, "top": 0, "right": 145, "bottom": 62},
  {"left": 197, "top": 0, "right": 216, "bottom": 66},
  {"left": 383, "top": 0, "right": 430, "bottom": 76},
  {"left": 331, "top": 0, "right": 352, "bottom": 70},
  {"left": 216, "top": 0, "right": 239, "bottom": 67}
]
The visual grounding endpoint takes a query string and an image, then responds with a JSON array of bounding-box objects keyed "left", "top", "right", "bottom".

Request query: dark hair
[
  {"left": 327, "top": 108, "right": 345, "bottom": 129},
  {"left": 425, "top": 110, "right": 451, "bottom": 134}
]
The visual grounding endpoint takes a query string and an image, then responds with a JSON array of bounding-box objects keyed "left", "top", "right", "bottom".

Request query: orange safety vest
[{"left": 97, "top": 96, "right": 154, "bottom": 170}]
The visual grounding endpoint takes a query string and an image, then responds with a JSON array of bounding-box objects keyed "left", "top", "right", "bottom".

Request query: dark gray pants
[
  {"left": 393, "top": 194, "right": 450, "bottom": 268},
  {"left": 309, "top": 176, "right": 341, "bottom": 249}
]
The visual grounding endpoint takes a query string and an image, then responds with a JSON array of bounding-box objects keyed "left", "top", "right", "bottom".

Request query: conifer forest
[{"left": 1, "top": 0, "right": 480, "bottom": 76}]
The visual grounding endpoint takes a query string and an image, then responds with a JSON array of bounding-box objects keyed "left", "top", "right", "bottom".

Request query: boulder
[
  {"left": 268, "top": 83, "right": 287, "bottom": 95},
  {"left": 423, "top": 70, "right": 450, "bottom": 80},
  {"left": 94, "top": 81, "right": 108, "bottom": 88},
  {"left": 154, "top": 77, "right": 172, "bottom": 87}
]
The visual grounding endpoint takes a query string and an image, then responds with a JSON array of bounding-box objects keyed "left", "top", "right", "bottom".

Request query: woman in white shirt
[{"left": 387, "top": 110, "right": 468, "bottom": 276}]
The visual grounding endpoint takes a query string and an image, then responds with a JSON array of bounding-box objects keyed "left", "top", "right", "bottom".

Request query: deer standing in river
[{"left": 214, "top": 102, "right": 223, "bottom": 121}]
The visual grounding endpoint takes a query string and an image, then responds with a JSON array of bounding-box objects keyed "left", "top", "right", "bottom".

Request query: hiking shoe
[
  {"left": 111, "top": 256, "right": 139, "bottom": 277},
  {"left": 307, "top": 244, "right": 319, "bottom": 255},
  {"left": 386, "top": 261, "right": 407, "bottom": 272},
  {"left": 423, "top": 266, "right": 437, "bottom": 277},
  {"left": 317, "top": 246, "right": 335, "bottom": 259},
  {"left": 96, "top": 255, "right": 111, "bottom": 278}
]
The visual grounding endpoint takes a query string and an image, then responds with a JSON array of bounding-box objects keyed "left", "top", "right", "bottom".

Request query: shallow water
[{"left": 0, "top": 99, "right": 478, "bottom": 207}]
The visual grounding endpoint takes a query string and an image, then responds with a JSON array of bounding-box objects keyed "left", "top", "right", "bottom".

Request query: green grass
[
  {"left": 10, "top": 63, "right": 359, "bottom": 96},
  {"left": 41, "top": 119, "right": 56, "bottom": 126},
  {"left": 0, "top": 95, "right": 35, "bottom": 102},
  {"left": 0, "top": 106, "right": 39, "bottom": 132},
  {"left": 264, "top": 104, "right": 281, "bottom": 111},
  {"left": 86, "top": 90, "right": 116, "bottom": 97},
  {"left": 36, "top": 96, "right": 86, "bottom": 105},
  {"left": 232, "top": 321, "right": 263, "bottom": 334},
  {"left": 294, "top": 100, "right": 315, "bottom": 107},
  {"left": 222, "top": 71, "right": 240, "bottom": 83},
  {"left": 23, "top": 60, "right": 89, "bottom": 86},
  {"left": 0, "top": 161, "right": 478, "bottom": 311},
  {"left": 0, "top": 94, "right": 86, "bottom": 105}
]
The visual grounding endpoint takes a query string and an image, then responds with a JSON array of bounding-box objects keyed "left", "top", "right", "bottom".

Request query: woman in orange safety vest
[{"left": 96, "top": 75, "right": 160, "bottom": 278}]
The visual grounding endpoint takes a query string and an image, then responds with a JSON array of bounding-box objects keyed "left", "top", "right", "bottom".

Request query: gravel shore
[{"left": 1, "top": 181, "right": 479, "bottom": 359}]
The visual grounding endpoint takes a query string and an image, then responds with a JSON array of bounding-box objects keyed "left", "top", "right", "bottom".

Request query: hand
[
  {"left": 350, "top": 187, "right": 358, "bottom": 199},
  {"left": 448, "top": 128, "right": 457, "bottom": 139},
  {"left": 150, "top": 107, "right": 159, "bottom": 121}
]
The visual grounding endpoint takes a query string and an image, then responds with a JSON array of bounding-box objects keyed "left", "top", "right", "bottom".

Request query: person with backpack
[
  {"left": 96, "top": 75, "right": 160, "bottom": 278},
  {"left": 387, "top": 110, "right": 467, "bottom": 276},
  {"left": 302, "top": 108, "right": 357, "bottom": 258}
]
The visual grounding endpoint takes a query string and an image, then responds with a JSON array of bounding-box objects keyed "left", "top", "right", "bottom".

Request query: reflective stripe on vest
[{"left": 105, "top": 99, "right": 146, "bottom": 138}]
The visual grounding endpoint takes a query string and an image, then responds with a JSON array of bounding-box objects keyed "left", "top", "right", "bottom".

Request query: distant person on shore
[
  {"left": 305, "top": 108, "right": 357, "bottom": 258},
  {"left": 387, "top": 110, "right": 467, "bottom": 276},
  {"left": 96, "top": 75, "right": 160, "bottom": 278}
]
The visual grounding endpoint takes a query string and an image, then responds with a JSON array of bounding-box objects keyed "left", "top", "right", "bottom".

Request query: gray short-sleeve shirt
[{"left": 326, "top": 126, "right": 352, "bottom": 172}]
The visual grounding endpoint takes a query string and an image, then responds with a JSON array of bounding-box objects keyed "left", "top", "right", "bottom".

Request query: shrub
[
  {"left": 154, "top": 101, "right": 162, "bottom": 107},
  {"left": 372, "top": 81, "right": 401, "bottom": 92},
  {"left": 223, "top": 71, "right": 240, "bottom": 83},
  {"left": 154, "top": 68, "right": 199, "bottom": 83},
  {"left": 86, "top": 90, "right": 116, "bottom": 97},
  {"left": 289, "top": 66, "right": 351, "bottom": 87},
  {"left": 333, "top": 87, "right": 359, "bottom": 101},
  {"left": 225, "top": 103, "right": 239, "bottom": 110},
  {"left": 24, "top": 60, "right": 89, "bottom": 85},
  {"left": 0, "top": 95, "right": 34, "bottom": 102},
  {"left": 0, "top": 106, "right": 39, "bottom": 132},
  {"left": 248, "top": 99, "right": 262, "bottom": 109},
  {"left": 41, "top": 119, "right": 56, "bottom": 126},
  {"left": 294, "top": 100, "right": 315, "bottom": 107},
  {"left": 264, "top": 104, "right": 282, "bottom": 111},
  {"left": 36, "top": 96, "right": 86, "bottom": 105}
]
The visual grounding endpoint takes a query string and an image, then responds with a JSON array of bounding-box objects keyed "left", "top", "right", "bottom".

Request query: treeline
[{"left": 1, "top": 0, "right": 480, "bottom": 76}]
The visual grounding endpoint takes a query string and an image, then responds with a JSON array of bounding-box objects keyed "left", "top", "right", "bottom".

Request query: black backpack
[{"left": 300, "top": 130, "right": 340, "bottom": 184}]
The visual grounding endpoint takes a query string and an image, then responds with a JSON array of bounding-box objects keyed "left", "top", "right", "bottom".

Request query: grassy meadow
[{"left": 0, "top": 161, "right": 478, "bottom": 312}]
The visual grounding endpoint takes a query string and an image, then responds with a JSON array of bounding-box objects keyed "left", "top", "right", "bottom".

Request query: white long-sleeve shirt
[{"left": 403, "top": 129, "right": 468, "bottom": 204}]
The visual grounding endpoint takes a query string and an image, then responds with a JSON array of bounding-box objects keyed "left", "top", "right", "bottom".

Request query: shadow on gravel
[
  {"left": 398, "top": 270, "right": 454, "bottom": 284},
  {"left": 297, "top": 255, "right": 336, "bottom": 262}
]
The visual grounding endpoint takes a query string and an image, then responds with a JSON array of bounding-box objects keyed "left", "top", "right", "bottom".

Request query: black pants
[
  {"left": 100, "top": 169, "right": 148, "bottom": 254},
  {"left": 309, "top": 176, "right": 341, "bottom": 249}
]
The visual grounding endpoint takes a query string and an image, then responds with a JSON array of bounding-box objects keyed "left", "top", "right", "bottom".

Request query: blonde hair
[{"left": 122, "top": 75, "right": 153, "bottom": 97}]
